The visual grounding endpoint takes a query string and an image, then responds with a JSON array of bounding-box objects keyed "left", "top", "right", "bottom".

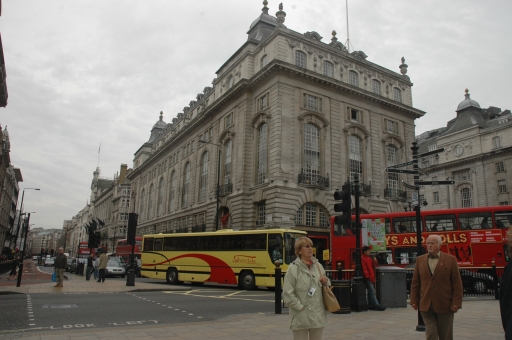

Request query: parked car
[
  {"left": 43, "top": 258, "right": 55, "bottom": 267},
  {"left": 66, "top": 257, "right": 75, "bottom": 272},
  {"left": 406, "top": 263, "right": 494, "bottom": 294},
  {"left": 106, "top": 260, "right": 126, "bottom": 278},
  {"left": 108, "top": 256, "right": 127, "bottom": 269},
  {"left": 69, "top": 258, "right": 87, "bottom": 274}
]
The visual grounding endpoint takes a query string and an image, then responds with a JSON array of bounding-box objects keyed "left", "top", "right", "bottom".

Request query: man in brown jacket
[{"left": 410, "top": 235, "right": 463, "bottom": 340}]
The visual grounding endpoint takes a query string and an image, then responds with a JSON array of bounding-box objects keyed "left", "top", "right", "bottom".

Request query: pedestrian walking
[
  {"left": 283, "top": 237, "right": 330, "bottom": 340},
  {"left": 361, "top": 246, "right": 386, "bottom": 311},
  {"left": 93, "top": 254, "right": 99, "bottom": 280},
  {"left": 8, "top": 256, "right": 20, "bottom": 280},
  {"left": 97, "top": 251, "right": 108, "bottom": 282},
  {"left": 410, "top": 234, "right": 463, "bottom": 340},
  {"left": 85, "top": 253, "right": 94, "bottom": 281},
  {"left": 53, "top": 247, "right": 67, "bottom": 288},
  {"left": 500, "top": 226, "right": 512, "bottom": 340}
]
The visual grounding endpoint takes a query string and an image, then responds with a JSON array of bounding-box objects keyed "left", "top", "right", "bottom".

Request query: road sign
[
  {"left": 415, "top": 180, "right": 455, "bottom": 186},
  {"left": 418, "top": 147, "right": 445, "bottom": 158},
  {"left": 385, "top": 168, "right": 417, "bottom": 174},
  {"left": 402, "top": 181, "right": 418, "bottom": 190},
  {"left": 387, "top": 160, "right": 414, "bottom": 169}
]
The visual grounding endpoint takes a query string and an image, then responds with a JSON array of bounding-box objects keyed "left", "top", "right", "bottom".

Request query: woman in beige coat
[{"left": 283, "top": 237, "right": 330, "bottom": 340}]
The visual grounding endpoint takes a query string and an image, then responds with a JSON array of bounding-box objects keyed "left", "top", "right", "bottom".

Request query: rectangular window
[
  {"left": 257, "top": 201, "right": 266, "bottom": 226},
  {"left": 493, "top": 136, "right": 501, "bottom": 149},
  {"left": 385, "top": 119, "right": 398, "bottom": 134},
  {"left": 496, "top": 161, "right": 505, "bottom": 173},
  {"left": 305, "top": 203, "right": 316, "bottom": 226},
  {"left": 295, "top": 50, "right": 307, "bottom": 68},
  {"left": 498, "top": 179, "right": 507, "bottom": 193},
  {"left": 393, "top": 88, "right": 402, "bottom": 102},
  {"left": 349, "top": 71, "right": 359, "bottom": 86},
  {"left": 495, "top": 210, "right": 512, "bottom": 229},
  {"left": 260, "top": 93, "right": 268, "bottom": 111},
  {"left": 500, "top": 201, "right": 509, "bottom": 206},
  {"left": 261, "top": 55, "right": 268, "bottom": 68},
  {"left": 459, "top": 212, "right": 492, "bottom": 230},
  {"left": 372, "top": 79, "right": 381, "bottom": 95},
  {"left": 225, "top": 113, "right": 233, "bottom": 128},
  {"left": 323, "top": 61, "right": 333, "bottom": 77},
  {"left": 348, "top": 108, "right": 361, "bottom": 123},
  {"left": 428, "top": 144, "right": 437, "bottom": 152},
  {"left": 426, "top": 214, "right": 456, "bottom": 231},
  {"left": 303, "top": 93, "right": 322, "bottom": 113},
  {"left": 433, "top": 192, "right": 440, "bottom": 204},
  {"left": 455, "top": 170, "right": 471, "bottom": 182}
]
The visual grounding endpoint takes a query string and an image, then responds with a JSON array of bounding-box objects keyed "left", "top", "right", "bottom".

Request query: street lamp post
[
  {"left": 12, "top": 188, "right": 40, "bottom": 251},
  {"left": 16, "top": 213, "right": 31, "bottom": 287},
  {"left": 199, "top": 139, "right": 221, "bottom": 231}
]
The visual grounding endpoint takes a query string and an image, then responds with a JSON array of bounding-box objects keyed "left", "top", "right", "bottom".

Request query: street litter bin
[
  {"left": 331, "top": 280, "right": 351, "bottom": 314},
  {"left": 376, "top": 266, "right": 407, "bottom": 308}
]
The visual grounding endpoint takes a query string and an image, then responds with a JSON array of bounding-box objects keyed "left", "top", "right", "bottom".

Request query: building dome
[
  {"left": 249, "top": 11, "right": 277, "bottom": 31},
  {"left": 152, "top": 111, "right": 167, "bottom": 129},
  {"left": 456, "top": 89, "right": 481, "bottom": 112}
]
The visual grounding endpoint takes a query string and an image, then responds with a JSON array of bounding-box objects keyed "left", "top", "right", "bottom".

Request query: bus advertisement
[
  {"left": 141, "top": 229, "right": 307, "bottom": 289},
  {"left": 330, "top": 205, "right": 511, "bottom": 269}
]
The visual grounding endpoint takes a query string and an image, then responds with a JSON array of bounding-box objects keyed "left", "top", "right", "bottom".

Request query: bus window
[
  {"left": 394, "top": 247, "right": 425, "bottom": 265},
  {"left": 143, "top": 238, "right": 154, "bottom": 251},
  {"left": 459, "top": 212, "right": 492, "bottom": 230},
  {"left": 495, "top": 211, "right": 512, "bottom": 229},
  {"left": 383, "top": 218, "right": 391, "bottom": 234},
  {"left": 268, "top": 233, "right": 283, "bottom": 263},
  {"left": 393, "top": 217, "right": 418, "bottom": 233},
  {"left": 163, "top": 237, "right": 175, "bottom": 251},
  {"left": 425, "top": 214, "right": 456, "bottom": 231},
  {"left": 154, "top": 238, "right": 163, "bottom": 251}
]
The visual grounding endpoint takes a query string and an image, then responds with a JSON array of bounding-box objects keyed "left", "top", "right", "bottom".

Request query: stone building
[
  {"left": 417, "top": 89, "right": 512, "bottom": 209},
  {"left": 126, "top": 2, "right": 425, "bottom": 240}
]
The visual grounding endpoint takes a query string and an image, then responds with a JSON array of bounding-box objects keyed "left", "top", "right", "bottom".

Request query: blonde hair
[{"left": 294, "top": 237, "right": 313, "bottom": 258}]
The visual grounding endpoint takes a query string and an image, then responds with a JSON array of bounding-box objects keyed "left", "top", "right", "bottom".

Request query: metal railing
[
  {"left": 384, "top": 187, "right": 407, "bottom": 201},
  {"left": 298, "top": 172, "right": 329, "bottom": 188},
  {"left": 349, "top": 181, "right": 372, "bottom": 197},
  {"left": 218, "top": 183, "right": 233, "bottom": 197}
]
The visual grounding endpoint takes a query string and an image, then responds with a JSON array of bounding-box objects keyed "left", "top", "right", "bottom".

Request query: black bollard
[{"left": 275, "top": 261, "right": 282, "bottom": 314}]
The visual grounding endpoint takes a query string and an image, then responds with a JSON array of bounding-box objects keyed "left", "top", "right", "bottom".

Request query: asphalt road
[{"left": 0, "top": 268, "right": 277, "bottom": 334}]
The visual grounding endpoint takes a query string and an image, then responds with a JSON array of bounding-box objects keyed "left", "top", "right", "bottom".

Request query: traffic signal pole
[{"left": 351, "top": 174, "right": 367, "bottom": 312}]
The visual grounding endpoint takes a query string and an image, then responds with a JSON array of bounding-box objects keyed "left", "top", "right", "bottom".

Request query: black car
[{"left": 406, "top": 263, "right": 494, "bottom": 294}]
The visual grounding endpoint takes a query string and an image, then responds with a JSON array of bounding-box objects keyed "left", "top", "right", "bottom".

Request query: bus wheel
[
  {"left": 166, "top": 268, "right": 182, "bottom": 285},
  {"left": 239, "top": 271, "right": 256, "bottom": 290}
]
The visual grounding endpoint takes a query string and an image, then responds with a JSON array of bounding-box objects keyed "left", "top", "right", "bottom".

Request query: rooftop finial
[
  {"left": 262, "top": 0, "right": 269, "bottom": 14},
  {"left": 464, "top": 88, "right": 470, "bottom": 99},
  {"left": 331, "top": 30, "right": 338, "bottom": 43},
  {"left": 399, "top": 57, "right": 408, "bottom": 76},
  {"left": 159, "top": 111, "right": 163, "bottom": 120},
  {"left": 276, "top": 2, "right": 286, "bottom": 26}
]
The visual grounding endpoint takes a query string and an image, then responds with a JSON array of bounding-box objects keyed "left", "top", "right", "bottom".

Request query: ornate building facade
[
  {"left": 126, "top": 2, "right": 425, "bottom": 240},
  {"left": 417, "top": 90, "right": 512, "bottom": 209}
]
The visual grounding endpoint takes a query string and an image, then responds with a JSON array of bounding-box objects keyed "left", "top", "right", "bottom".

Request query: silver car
[{"left": 106, "top": 260, "right": 126, "bottom": 278}]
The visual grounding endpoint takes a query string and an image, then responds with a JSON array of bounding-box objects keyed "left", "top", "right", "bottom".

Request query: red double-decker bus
[
  {"left": 330, "top": 205, "right": 511, "bottom": 269},
  {"left": 115, "top": 237, "right": 143, "bottom": 262}
]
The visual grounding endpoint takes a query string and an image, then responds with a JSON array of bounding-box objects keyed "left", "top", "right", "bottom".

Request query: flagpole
[{"left": 97, "top": 143, "right": 101, "bottom": 167}]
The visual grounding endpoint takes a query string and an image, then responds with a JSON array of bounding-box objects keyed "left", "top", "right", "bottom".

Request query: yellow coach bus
[{"left": 141, "top": 229, "right": 307, "bottom": 290}]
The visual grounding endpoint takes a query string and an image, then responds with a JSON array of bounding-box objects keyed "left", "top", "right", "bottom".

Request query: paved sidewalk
[{"left": 0, "top": 260, "right": 505, "bottom": 339}]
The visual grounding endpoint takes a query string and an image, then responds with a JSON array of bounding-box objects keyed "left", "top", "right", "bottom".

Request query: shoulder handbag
[
  {"left": 52, "top": 270, "right": 57, "bottom": 282},
  {"left": 316, "top": 263, "right": 340, "bottom": 312}
]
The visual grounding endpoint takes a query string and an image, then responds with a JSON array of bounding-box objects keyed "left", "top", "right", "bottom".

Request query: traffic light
[
  {"left": 127, "top": 213, "right": 138, "bottom": 246},
  {"left": 93, "top": 231, "right": 101, "bottom": 248},
  {"left": 334, "top": 183, "right": 352, "bottom": 229}
]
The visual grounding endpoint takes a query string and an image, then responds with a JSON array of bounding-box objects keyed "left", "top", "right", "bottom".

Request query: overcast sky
[{"left": 1, "top": 0, "right": 510, "bottom": 230}]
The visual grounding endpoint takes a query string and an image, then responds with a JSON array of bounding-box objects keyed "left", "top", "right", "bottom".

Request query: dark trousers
[
  {"left": 86, "top": 267, "right": 94, "bottom": 280},
  {"left": 98, "top": 269, "right": 106, "bottom": 282}
]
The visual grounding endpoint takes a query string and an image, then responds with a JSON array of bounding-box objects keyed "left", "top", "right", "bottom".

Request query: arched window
[
  {"left": 295, "top": 203, "right": 330, "bottom": 227},
  {"left": 348, "top": 135, "right": 363, "bottom": 181},
  {"left": 139, "top": 189, "right": 145, "bottom": 217},
  {"left": 148, "top": 184, "right": 154, "bottom": 219},
  {"left": 157, "top": 178, "right": 164, "bottom": 216},
  {"left": 394, "top": 88, "right": 402, "bottom": 102},
  {"left": 461, "top": 188, "right": 472, "bottom": 208},
  {"left": 198, "top": 152, "right": 209, "bottom": 203},
  {"left": 372, "top": 79, "right": 381, "bottom": 95},
  {"left": 168, "top": 171, "right": 176, "bottom": 212},
  {"left": 182, "top": 163, "right": 190, "bottom": 208},
  {"left": 257, "top": 123, "right": 268, "bottom": 185},
  {"left": 323, "top": 61, "right": 333, "bottom": 77},
  {"left": 387, "top": 145, "right": 399, "bottom": 195},
  {"left": 295, "top": 50, "right": 307, "bottom": 68},
  {"left": 349, "top": 71, "right": 359, "bottom": 86},
  {"left": 224, "top": 140, "right": 232, "bottom": 185},
  {"left": 303, "top": 123, "right": 320, "bottom": 182}
]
